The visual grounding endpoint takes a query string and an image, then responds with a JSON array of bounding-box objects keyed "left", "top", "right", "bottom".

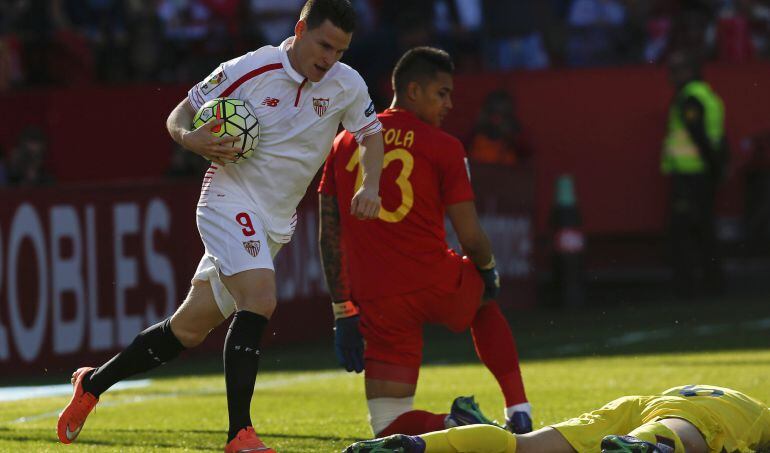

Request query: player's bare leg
[
  {"left": 603, "top": 418, "right": 707, "bottom": 453},
  {"left": 220, "top": 268, "right": 277, "bottom": 452},
  {"left": 170, "top": 279, "right": 228, "bottom": 347},
  {"left": 57, "top": 279, "right": 224, "bottom": 444},
  {"left": 221, "top": 268, "right": 278, "bottom": 318},
  {"left": 602, "top": 417, "right": 707, "bottom": 453},
  {"left": 659, "top": 418, "right": 708, "bottom": 453}
]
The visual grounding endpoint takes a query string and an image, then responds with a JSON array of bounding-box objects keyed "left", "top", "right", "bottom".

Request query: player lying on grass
[
  {"left": 345, "top": 384, "right": 770, "bottom": 453},
  {"left": 318, "top": 46, "right": 532, "bottom": 439}
]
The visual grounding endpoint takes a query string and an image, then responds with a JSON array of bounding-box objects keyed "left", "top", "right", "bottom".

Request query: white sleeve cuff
[{"left": 352, "top": 118, "right": 383, "bottom": 144}]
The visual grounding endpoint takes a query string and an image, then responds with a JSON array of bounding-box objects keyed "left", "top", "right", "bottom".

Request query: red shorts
[{"left": 358, "top": 254, "right": 484, "bottom": 381}]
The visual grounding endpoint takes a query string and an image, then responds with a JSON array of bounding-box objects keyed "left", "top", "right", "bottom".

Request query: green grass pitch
[{"left": 2, "top": 297, "right": 769, "bottom": 452}]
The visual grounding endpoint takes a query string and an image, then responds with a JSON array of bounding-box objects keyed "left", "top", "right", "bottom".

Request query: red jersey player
[{"left": 318, "top": 47, "right": 533, "bottom": 439}]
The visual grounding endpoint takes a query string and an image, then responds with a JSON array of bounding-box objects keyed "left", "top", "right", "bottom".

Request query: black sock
[
  {"left": 83, "top": 318, "right": 186, "bottom": 397},
  {"left": 224, "top": 310, "right": 269, "bottom": 442}
]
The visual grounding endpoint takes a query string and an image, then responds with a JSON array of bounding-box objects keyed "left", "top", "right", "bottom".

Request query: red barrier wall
[
  {"left": 0, "top": 167, "right": 533, "bottom": 374},
  {"left": 0, "top": 86, "right": 187, "bottom": 183},
  {"left": 445, "top": 63, "right": 770, "bottom": 235}
]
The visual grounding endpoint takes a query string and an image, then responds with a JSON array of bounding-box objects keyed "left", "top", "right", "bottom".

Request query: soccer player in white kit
[{"left": 56, "top": 1, "right": 384, "bottom": 452}]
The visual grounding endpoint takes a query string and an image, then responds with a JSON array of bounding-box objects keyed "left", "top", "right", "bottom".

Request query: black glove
[
  {"left": 334, "top": 315, "right": 364, "bottom": 373},
  {"left": 478, "top": 266, "right": 501, "bottom": 300}
]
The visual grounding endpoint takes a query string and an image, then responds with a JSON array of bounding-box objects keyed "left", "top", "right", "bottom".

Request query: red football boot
[
  {"left": 57, "top": 367, "right": 99, "bottom": 444},
  {"left": 224, "top": 426, "right": 275, "bottom": 453}
]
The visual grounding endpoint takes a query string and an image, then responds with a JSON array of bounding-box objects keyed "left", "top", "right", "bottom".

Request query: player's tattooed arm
[{"left": 319, "top": 193, "right": 352, "bottom": 302}]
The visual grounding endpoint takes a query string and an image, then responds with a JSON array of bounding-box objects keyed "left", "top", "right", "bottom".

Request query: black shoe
[
  {"left": 445, "top": 396, "right": 498, "bottom": 427},
  {"left": 344, "top": 434, "right": 425, "bottom": 453},
  {"left": 505, "top": 411, "right": 533, "bottom": 434},
  {"left": 601, "top": 435, "right": 671, "bottom": 453}
]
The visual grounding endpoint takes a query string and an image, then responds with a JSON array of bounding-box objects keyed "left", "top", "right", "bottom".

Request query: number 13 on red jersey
[{"left": 346, "top": 147, "right": 414, "bottom": 223}]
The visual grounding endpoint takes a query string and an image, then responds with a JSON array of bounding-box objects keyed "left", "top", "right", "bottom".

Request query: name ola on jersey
[{"left": 382, "top": 127, "right": 414, "bottom": 148}]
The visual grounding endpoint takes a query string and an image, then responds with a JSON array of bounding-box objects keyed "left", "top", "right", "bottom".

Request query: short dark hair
[
  {"left": 300, "top": 0, "right": 356, "bottom": 33},
  {"left": 392, "top": 47, "right": 454, "bottom": 94}
]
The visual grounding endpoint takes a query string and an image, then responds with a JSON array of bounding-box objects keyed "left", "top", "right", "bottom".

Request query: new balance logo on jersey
[
  {"left": 261, "top": 97, "right": 280, "bottom": 107},
  {"left": 243, "top": 240, "right": 261, "bottom": 257}
]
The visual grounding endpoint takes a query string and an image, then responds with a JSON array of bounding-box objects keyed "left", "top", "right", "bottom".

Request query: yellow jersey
[{"left": 553, "top": 385, "right": 770, "bottom": 452}]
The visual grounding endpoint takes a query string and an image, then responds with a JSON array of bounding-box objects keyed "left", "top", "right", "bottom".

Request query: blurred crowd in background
[
  {"left": 1, "top": 0, "right": 769, "bottom": 188},
  {"left": 1, "top": 0, "right": 769, "bottom": 93}
]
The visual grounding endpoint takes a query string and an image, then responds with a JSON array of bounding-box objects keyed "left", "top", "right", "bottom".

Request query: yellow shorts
[{"left": 552, "top": 385, "right": 770, "bottom": 453}]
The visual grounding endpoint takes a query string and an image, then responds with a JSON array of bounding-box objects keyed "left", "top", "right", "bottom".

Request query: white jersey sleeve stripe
[
  {"left": 188, "top": 87, "right": 204, "bottom": 111},
  {"left": 189, "top": 86, "right": 208, "bottom": 111},
  {"left": 352, "top": 119, "right": 383, "bottom": 143},
  {"left": 353, "top": 118, "right": 380, "bottom": 134}
]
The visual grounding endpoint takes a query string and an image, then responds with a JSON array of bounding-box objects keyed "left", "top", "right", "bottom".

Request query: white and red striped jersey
[{"left": 188, "top": 37, "right": 382, "bottom": 243}]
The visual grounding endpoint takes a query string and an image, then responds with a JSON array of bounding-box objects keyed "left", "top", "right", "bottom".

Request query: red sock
[
  {"left": 471, "top": 301, "right": 527, "bottom": 406},
  {"left": 377, "top": 410, "right": 447, "bottom": 436}
]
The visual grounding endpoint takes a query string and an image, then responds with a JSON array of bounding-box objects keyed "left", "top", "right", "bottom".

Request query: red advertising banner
[
  {"left": 445, "top": 63, "right": 770, "bottom": 235},
  {"left": 0, "top": 182, "right": 202, "bottom": 374},
  {"left": 0, "top": 168, "right": 534, "bottom": 375}
]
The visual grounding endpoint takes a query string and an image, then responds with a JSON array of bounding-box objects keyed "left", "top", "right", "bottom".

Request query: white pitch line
[
  {"left": 0, "top": 379, "right": 151, "bottom": 402},
  {"left": 4, "top": 371, "right": 346, "bottom": 425}
]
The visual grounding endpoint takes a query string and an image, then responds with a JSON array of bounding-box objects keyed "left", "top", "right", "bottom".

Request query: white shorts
[{"left": 193, "top": 204, "right": 282, "bottom": 318}]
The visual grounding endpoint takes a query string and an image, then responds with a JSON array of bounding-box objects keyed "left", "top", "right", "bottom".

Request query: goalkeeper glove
[
  {"left": 478, "top": 256, "right": 501, "bottom": 300},
  {"left": 332, "top": 300, "right": 364, "bottom": 373}
]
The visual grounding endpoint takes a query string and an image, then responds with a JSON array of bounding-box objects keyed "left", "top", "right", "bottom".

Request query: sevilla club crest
[
  {"left": 243, "top": 240, "right": 261, "bottom": 257},
  {"left": 313, "top": 97, "right": 330, "bottom": 117}
]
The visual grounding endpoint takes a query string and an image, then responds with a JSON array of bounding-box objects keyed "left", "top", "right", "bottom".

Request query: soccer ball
[{"left": 192, "top": 98, "right": 259, "bottom": 164}]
